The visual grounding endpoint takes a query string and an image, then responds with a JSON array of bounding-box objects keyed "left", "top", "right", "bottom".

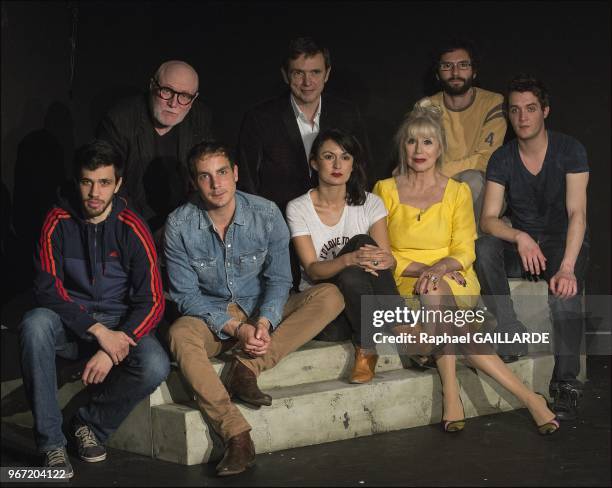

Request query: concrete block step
[
  {"left": 164, "top": 340, "right": 406, "bottom": 403},
  {"left": 1, "top": 375, "right": 170, "bottom": 457},
  {"left": 2, "top": 350, "right": 586, "bottom": 464},
  {"left": 482, "top": 280, "right": 554, "bottom": 353},
  {"left": 150, "top": 353, "right": 556, "bottom": 466},
  {"left": 0, "top": 339, "right": 405, "bottom": 456}
]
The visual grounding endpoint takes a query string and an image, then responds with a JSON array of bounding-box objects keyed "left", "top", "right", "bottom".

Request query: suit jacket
[
  {"left": 97, "top": 94, "right": 213, "bottom": 229},
  {"left": 236, "top": 92, "right": 370, "bottom": 213}
]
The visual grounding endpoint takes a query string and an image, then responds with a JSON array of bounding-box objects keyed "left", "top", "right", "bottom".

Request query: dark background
[{"left": 1, "top": 0, "right": 610, "bottom": 300}]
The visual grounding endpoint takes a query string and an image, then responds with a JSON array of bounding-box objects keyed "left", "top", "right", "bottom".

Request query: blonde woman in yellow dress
[{"left": 373, "top": 100, "right": 559, "bottom": 435}]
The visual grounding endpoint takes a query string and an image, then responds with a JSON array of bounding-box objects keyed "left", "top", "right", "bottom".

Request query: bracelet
[{"left": 234, "top": 321, "right": 246, "bottom": 338}]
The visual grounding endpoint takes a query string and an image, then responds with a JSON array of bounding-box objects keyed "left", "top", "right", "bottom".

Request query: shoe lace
[
  {"left": 75, "top": 425, "right": 99, "bottom": 448},
  {"left": 46, "top": 448, "right": 66, "bottom": 466}
]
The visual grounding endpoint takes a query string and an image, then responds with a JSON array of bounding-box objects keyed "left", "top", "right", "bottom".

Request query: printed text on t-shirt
[{"left": 320, "top": 236, "right": 351, "bottom": 260}]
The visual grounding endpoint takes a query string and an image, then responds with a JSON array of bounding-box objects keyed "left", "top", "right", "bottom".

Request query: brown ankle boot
[
  {"left": 349, "top": 346, "right": 378, "bottom": 384},
  {"left": 216, "top": 431, "right": 256, "bottom": 476},
  {"left": 225, "top": 360, "right": 272, "bottom": 407}
]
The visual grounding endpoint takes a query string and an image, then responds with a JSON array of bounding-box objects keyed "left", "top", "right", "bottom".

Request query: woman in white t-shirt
[{"left": 286, "top": 129, "right": 402, "bottom": 384}]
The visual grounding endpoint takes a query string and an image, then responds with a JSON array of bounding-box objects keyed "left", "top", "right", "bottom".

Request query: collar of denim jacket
[{"left": 196, "top": 192, "right": 247, "bottom": 230}]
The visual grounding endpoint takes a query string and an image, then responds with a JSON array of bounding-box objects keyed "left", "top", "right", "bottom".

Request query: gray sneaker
[
  {"left": 43, "top": 447, "right": 74, "bottom": 478},
  {"left": 72, "top": 417, "right": 107, "bottom": 462}
]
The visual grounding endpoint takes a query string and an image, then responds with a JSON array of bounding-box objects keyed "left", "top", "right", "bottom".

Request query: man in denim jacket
[{"left": 164, "top": 141, "right": 344, "bottom": 476}]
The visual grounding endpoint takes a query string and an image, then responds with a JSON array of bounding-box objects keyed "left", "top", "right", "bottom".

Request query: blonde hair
[{"left": 393, "top": 98, "right": 447, "bottom": 175}]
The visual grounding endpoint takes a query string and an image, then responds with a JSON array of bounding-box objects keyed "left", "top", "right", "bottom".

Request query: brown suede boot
[
  {"left": 349, "top": 346, "right": 378, "bottom": 384},
  {"left": 216, "top": 431, "right": 256, "bottom": 476},
  {"left": 225, "top": 359, "right": 272, "bottom": 407}
]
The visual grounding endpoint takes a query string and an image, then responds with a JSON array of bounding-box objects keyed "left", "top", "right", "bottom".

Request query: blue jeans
[
  {"left": 475, "top": 234, "right": 589, "bottom": 390},
  {"left": 19, "top": 307, "right": 170, "bottom": 452}
]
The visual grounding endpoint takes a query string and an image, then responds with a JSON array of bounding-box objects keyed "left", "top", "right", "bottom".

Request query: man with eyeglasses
[
  {"left": 98, "top": 60, "right": 213, "bottom": 237},
  {"left": 422, "top": 39, "right": 506, "bottom": 221}
]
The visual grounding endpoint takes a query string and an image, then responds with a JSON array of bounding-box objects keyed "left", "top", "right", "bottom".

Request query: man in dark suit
[{"left": 237, "top": 37, "right": 370, "bottom": 216}]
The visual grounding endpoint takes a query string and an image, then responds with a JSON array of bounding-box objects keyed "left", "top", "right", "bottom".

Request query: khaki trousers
[{"left": 168, "top": 283, "right": 344, "bottom": 441}]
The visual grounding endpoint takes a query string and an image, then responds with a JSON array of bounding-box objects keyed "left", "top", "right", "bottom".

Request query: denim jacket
[{"left": 164, "top": 191, "right": 292, "bottom": 339}]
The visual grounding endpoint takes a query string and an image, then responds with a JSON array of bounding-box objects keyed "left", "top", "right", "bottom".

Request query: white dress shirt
[{"left": 290, "top": 95, "right": 322, "bottom": 175}]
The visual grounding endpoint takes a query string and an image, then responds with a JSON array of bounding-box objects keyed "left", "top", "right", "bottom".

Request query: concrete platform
[
  {"left": 4, "top": 344, "right": 583, "bottom": 464},
  {"left": 1, "top": 279, "right": 585, "bottom": 466},
  {"left": 0, "top": 340, "right": 407, "bottom": 457},
  {"left": 150, "top": 353, "right": 557, "bottom": 465}
]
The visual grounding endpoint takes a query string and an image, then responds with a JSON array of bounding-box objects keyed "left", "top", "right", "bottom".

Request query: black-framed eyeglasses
[
  {"left": 150, "top": 78, "right": 198, "bottom": 105},
  {"left": 438, "top": 61, "right": 472, "bottom": 71}
]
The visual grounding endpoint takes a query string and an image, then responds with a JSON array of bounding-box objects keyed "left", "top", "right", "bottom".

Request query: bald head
[
  {"left": 154, "top": 60, "right": 199, "bottom": 92},
  {"left": 149, "top": 60, "right": 199, "bottom": 135}
]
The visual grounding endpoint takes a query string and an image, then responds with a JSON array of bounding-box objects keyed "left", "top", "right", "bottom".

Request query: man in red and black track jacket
[
  {"left": 19, "top": 140, "right": 169, "bottom": 478},
  {"left": 34, "top": 185, "right": 164, "bottom": 341}
]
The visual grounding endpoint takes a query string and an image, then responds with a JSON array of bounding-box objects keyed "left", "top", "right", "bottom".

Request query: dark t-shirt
[{"left": 486, "top": 130, "right": 589, "bottom": 236}]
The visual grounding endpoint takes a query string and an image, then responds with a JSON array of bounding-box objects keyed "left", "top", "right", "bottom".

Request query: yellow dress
[{"left": 372, "top": 177, "right": 480, "bottom": 309}]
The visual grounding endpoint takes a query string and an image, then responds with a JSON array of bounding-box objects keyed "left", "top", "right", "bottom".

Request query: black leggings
[{"left": 315, "top": 234, "right": 402, "bottom": 346}]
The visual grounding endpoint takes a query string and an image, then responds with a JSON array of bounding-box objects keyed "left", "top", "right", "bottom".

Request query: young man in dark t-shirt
[{"left": 475, "top": 75, "right": 589, "bottom": 421}]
